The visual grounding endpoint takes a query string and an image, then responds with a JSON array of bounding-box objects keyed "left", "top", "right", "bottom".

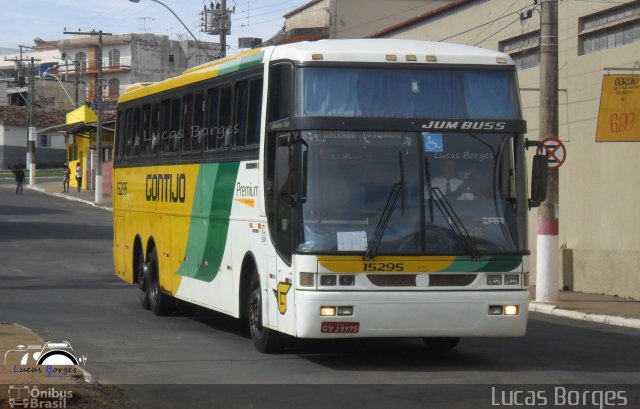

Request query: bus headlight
[
  {"left": 504, "top": 274, "right": 520, "bottom": 285},
  {"left": 504, "top": 305, "right": 519, "bottom": 316},
  {"left": 487, "top": 274, "right": 502, "bottom": 285}
]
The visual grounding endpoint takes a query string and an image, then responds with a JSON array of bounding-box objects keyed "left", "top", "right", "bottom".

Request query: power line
[{"left": 438, "top": 1, "right": 538, "bottom": 42}]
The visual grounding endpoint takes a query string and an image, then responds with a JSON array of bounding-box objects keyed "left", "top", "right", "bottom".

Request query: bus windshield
[
  {"left": 297, "top": 67, "right": 520, "bottom": 119},
  {"left": 297, "top": 130, "right": 523, "bottom": 255}
]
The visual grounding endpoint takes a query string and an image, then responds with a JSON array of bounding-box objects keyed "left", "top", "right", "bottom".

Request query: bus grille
[{"left": 366, "top": 274, "right": 477, "bottom": 287}]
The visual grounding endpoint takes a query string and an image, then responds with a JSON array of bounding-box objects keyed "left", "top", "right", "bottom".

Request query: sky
[{"left": 0, "top": 0, "right": 310, "bottom": 55}]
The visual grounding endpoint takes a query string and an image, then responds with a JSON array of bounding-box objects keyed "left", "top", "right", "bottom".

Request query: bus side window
[
  {"left": 192, "top": 92, "right": 205, "bottom": 151},
  {"left": 124, "top": 108, "right": 133, "bottom": 156},
  {"left": 149, "top": 103, "right": 160, "bottom": 154},
  {"left": 183, "top": 94, "right": 194, "bottom": 152},
  {"left": 160, "top": 99, "right": 171, "bottom": 153},
  {"left": 168, "top": 98, "right": 181, "bottom": 153},
  {"left": 141, "top": 104, "right": 151, "bottom": 155},
  {"left": 268, "top": 63, "right": 292, "bottom": 123},
  {"left": 218, "top": 86, "right": 232, "bottom": 150},
  {"left": 206, "top": 87, "right": 219, "bottom": 150},
  {"left": 234, "top": 80, "right": 249, "bottom": 147},
  {"left": 247, "top": 78, "right": 263, "bottom": 146}
]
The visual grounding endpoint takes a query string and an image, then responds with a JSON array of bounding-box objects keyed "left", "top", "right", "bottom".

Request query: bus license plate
[{"left": 321, "top": 322, "right": 360, "bottom": 333}]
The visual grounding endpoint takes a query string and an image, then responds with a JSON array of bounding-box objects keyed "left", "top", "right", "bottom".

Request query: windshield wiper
[
  {"left": 430, "top": 187, "right": 482, "bottom": 259},
  {"left": 364, "top": 151, "right": 405, "bottom": 260}
]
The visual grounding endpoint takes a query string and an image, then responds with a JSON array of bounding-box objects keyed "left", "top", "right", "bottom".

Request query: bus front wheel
[
  {"left": 146, "top": 247, "right": 175, "bottom": 316},
  {"left": 248, "top": 273, "right": 283, "bottom": 353},
  {"left": 422, "top": 337, "right": 460, "bottom": 351}
]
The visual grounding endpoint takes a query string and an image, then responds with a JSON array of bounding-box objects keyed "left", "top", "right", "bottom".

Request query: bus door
[{"left": 270, "top": 132, "right": 295, "bottom": 333}]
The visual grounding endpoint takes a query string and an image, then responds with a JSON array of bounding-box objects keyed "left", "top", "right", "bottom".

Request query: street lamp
[
  {"left": 33, "top": 37, "right": 80, "bottom": 107},
  {"left": 129, "top": 0, "right": 213, "bottom": 59}
]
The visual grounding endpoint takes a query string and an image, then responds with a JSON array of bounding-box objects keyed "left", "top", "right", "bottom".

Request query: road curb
[
  {"left": 529, "top": 302, "right": 640, "bottom": 329},
  {"left": 27, "top": 185, "right": 112, "bottom": 212}
]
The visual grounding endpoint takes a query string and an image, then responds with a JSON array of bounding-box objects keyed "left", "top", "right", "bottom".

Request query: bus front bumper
[{"left": 294, "top": 289, "right": 529, "bottom": 338}]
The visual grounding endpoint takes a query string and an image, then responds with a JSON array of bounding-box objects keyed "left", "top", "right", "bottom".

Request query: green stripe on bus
[
  {"left": 444, "top": 255, "right": 522, "bottom": 272},
  {"left": 177, "top": 161, "right": 240, "bottom": 282},
  {"left": 218, "top": 51, "right": 264, "bottom": 76}
]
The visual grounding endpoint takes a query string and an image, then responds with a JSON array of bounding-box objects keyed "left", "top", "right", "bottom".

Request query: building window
[
  {"left": 39, "top": 134, "right": 50, "bottom": 148},
  {"left": 499, "top": 31, "right": 540, "bottom": 70},
  {"left": 168, "top": 54, "right": 174, "bottom": 63},
  {"left": 75, "top": 52, "right": 87, "bottom": 72},
  {"left": 109, "top": 49, "right": 121, "bottom": 67},
  {"left": 579, "top": 1, "right": 640, "bottom": 55},
  {"left": 109, "top": 78, "right": 120, "bottom": 98}
]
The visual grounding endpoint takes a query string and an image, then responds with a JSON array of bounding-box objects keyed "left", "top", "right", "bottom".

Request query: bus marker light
[
  {"left": 300, "top": 272, "right": 314, "bottom": 287},
  {"left": 320, "top": 307, "right": 336, "bottom": 316},
  {"left": 406, "top": 54, "right": 417, "bottom": 62},
  {"left": 337, "top": 306, "right": 353, "bottom": 316},
  {"left": 386, "top": 54, "right": 397, "bottom": 61},
  {"left": 487, "top": 275, "right": 502, "bottom": 285},
  {"left": 496, "top": 57, "right": 507, "bottom": 64},
  {"left": 504, "top": 305, "right": 519, "bottom": 316},
  {"left": 320, "top": 275, "right": 337, "bottom": 286},
  {"left": 426, "top": 55, "right": 437, "bottom": 62},
  {"left": 505, "top": 274, "right": 519, "bottom": 285},
  {"left": 312, "top": 53, "right": 323, "bottom": 60},
  {"left": 488, "top": 305, "right": 503, "bottom": 315}
]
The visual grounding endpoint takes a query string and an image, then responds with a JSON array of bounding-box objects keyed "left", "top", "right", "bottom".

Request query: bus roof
[
  {"left": 118, "top": 39, "right": 513, "bottom": 104},
  {"left": 270, "top": 39, "right": 514, "bottom": 66}
]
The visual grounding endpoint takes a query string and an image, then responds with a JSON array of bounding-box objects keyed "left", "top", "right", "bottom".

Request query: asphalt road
[{"left": 1, "top": 180, "right": 639, "bottom": 408}]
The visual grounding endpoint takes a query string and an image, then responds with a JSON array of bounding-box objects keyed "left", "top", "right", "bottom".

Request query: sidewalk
[
  {"left": 27, "top": 179, "right": 112, "bottom": 211},
  {"left": 26, "top": 180, "right": 640, "bottom": 330}
]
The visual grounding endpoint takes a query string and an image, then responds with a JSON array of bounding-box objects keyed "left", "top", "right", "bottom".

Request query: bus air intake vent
[
  {"left": 367, "top": 274, "right": 416, "bottom": 287},
  {"left": 429, "top": 274, "right": 477, "bottom": 287}
]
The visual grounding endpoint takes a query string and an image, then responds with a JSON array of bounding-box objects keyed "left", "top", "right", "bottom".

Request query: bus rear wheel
[
  {"left": 248, "top": 273, "right": 283, "bottom": 353},
  {"left": 136, "top": 251, "right": 150, "bottom": 310},
  {"left": 146, "top": 247, "right": 175, "bottom": 316},
  {"left": 422, "top": 337, "right": 460, "bottom": 351}
]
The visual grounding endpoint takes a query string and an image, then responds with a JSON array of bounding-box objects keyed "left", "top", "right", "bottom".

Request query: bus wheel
[
  {"left": 248, "top": 273, "right": 283, "bottom": 353},
  {"left": 146, "top": 247, "right": 175, "bottom": 316},
  {"left": 136, "top": 251, "right": 150, "bottom": 310},
  {"left": 422, "top": 337, "right": 460, "bottom": 351}
]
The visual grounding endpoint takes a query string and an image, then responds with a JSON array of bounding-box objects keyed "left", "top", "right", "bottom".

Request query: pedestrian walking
[
  {"left": 11, "top": 165, "right": 25, "bottom": 195},
  {"left": 63, "top": 162, "right": 71, "bottom": 193},
  {"left": 75, "top": 162, "right": 82, "bottom": 192}
]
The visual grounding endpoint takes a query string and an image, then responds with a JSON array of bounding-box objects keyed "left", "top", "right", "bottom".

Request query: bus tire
[
  {"left": 136, "top": 250, "right": 150, "bottom": 310},
  {"left": 422, "top": 337, "right": 460, "bottom": 351},
  {"left": 248, "top": 272, "right": 283, "bottom": 353},
  {"left": 146, "top": 247, "right": 175, "bottom": 316}
]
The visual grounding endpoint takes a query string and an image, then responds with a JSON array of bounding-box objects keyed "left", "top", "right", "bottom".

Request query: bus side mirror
[{"left": 529, "top": 154, "right": 548, "bottom": 208}]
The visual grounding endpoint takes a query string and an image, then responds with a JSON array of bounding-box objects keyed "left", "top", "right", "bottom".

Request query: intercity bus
[{"left": 113, "top": 39, "right": 547, "bottom": 352}]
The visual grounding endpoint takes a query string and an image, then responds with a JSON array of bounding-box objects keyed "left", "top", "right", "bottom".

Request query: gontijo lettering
[{"left": 146, "top": 173, "right": 186, "bottom": 203}]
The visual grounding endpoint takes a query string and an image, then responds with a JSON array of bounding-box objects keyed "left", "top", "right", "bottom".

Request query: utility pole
[
  {"left": 4, "top": 54, "right": 40, "bottom": 184},
  {"left": 202, "top": 1, "right": 232, "bottom": 58},
  {"left": 64, "top": 30, "right": 112, "bottom": 204},
  {"left": 220, "top": 0, "right": 227, "bottom": 58},
  {"left": 537, "top": 0, "right": 560, "bottom": 302}
]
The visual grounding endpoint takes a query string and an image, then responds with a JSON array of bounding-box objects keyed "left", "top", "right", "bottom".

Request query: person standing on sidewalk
[
  {"left": 11, "top": 165, "right": 25, "bottom": 195},
  {"left": 75, "top": 162, "right": 82, "bottom": 192},
  {"left": 63, "top": 162, "right": 71, "bottom": 193}
]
